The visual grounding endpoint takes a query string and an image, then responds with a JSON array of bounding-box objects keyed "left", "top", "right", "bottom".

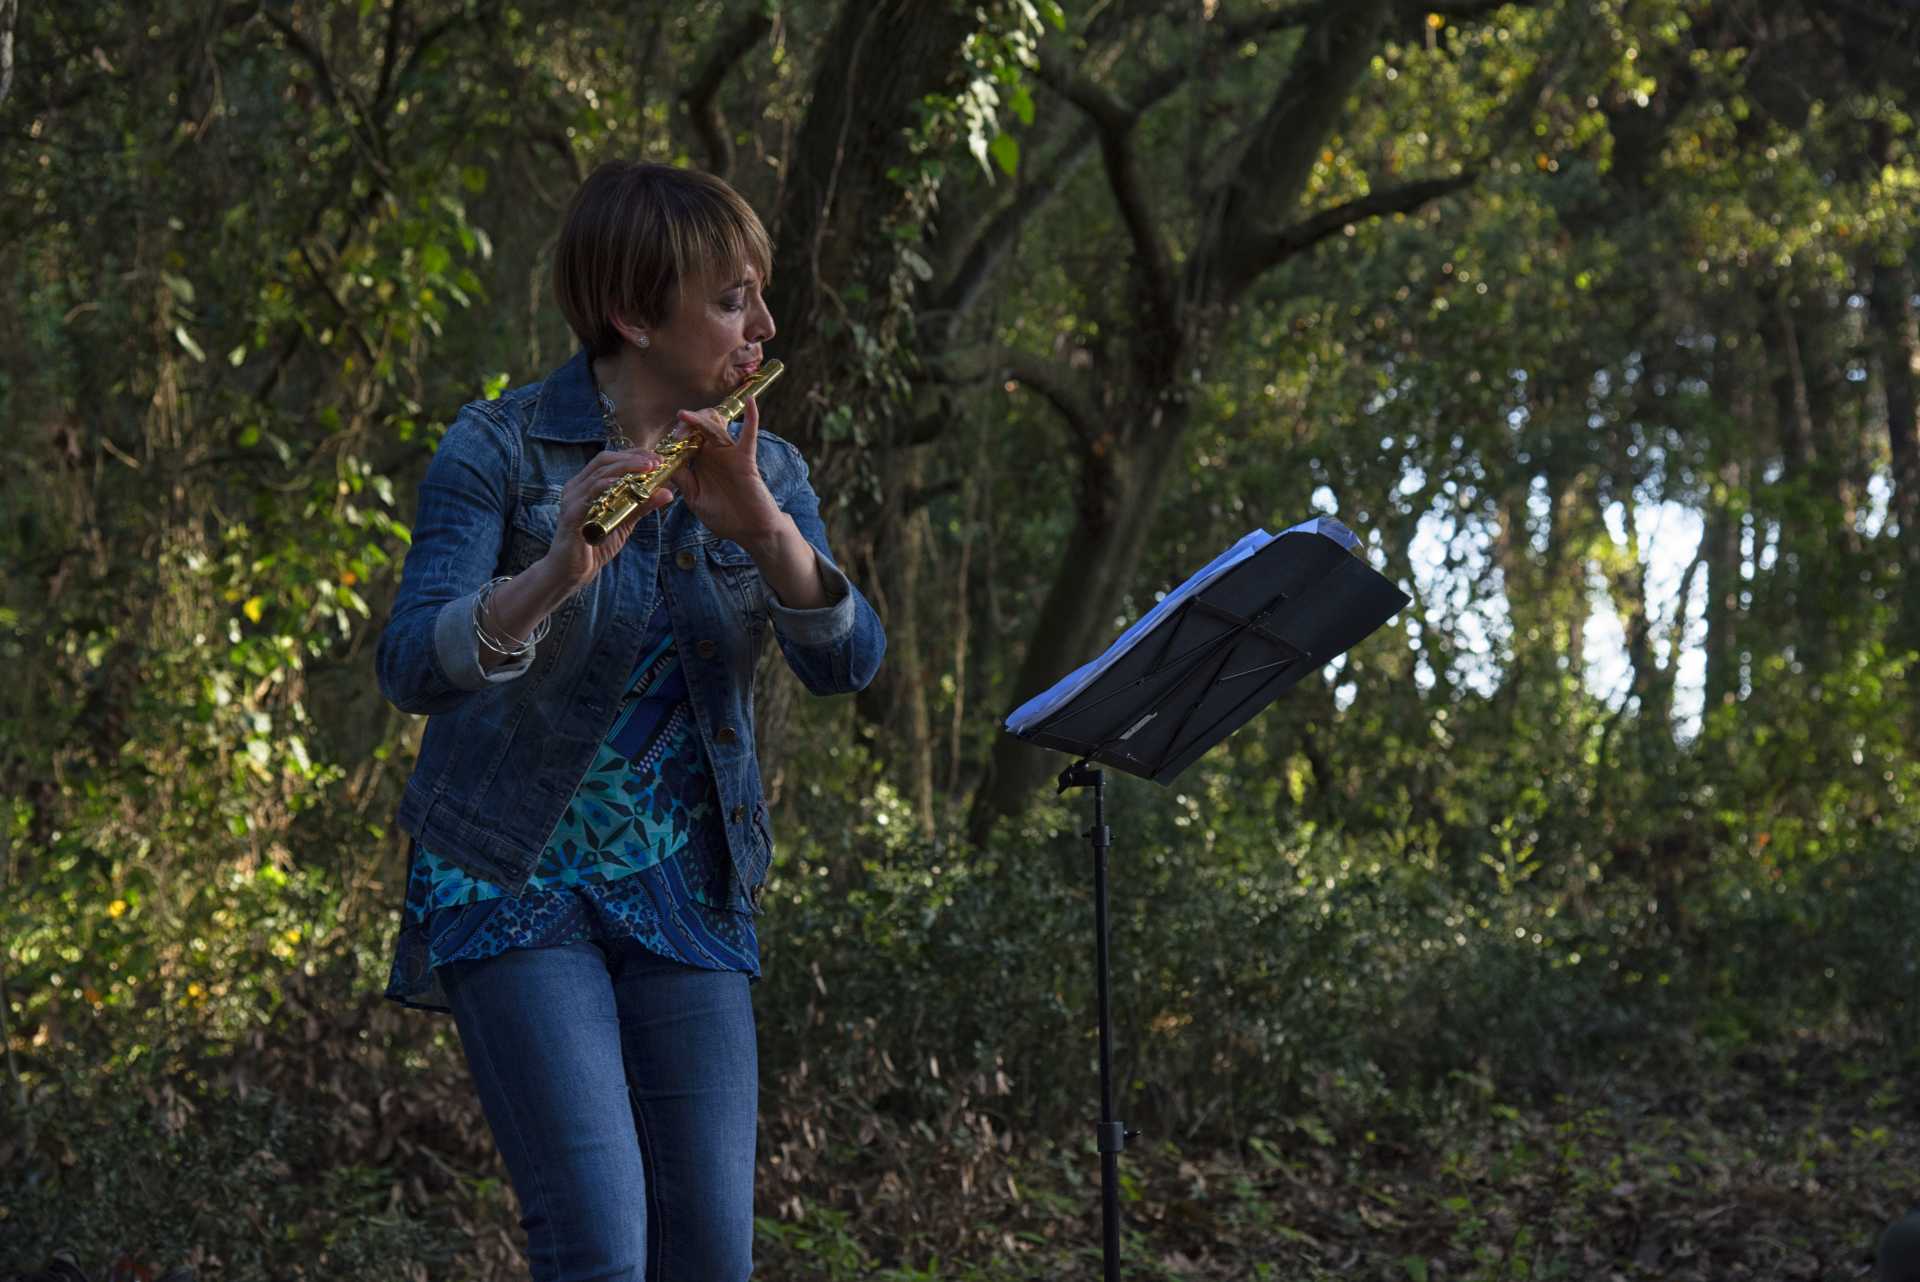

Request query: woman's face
[{"left": 644, "top": 262, "right": 776, "bottom": 404}]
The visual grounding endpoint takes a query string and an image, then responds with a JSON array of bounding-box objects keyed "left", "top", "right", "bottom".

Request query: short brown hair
[{"left": 553, "top": 163, "right": 774, "bottom": 358}]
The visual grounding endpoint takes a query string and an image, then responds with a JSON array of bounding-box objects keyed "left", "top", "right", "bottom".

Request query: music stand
[{"left": 1002, "top": 520, "right": 1409, "bottom": 1281}]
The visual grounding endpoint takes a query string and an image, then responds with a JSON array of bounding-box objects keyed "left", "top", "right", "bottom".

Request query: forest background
[{"left": 3, "top": 1, "right": 1919, "bottom": 1279}]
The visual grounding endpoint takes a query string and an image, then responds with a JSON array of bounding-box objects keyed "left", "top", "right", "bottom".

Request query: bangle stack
[{"left": 473, "top": 575, "right": 551, "bottom": 659}]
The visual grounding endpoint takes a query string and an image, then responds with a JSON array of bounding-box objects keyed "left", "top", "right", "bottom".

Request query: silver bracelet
[{"left": 473, "top": 576, "right": 551, "bottom": 658}]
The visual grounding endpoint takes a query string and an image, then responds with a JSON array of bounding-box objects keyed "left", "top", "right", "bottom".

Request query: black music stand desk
[{"left": 1000, "top": 517, "right": 1409, "bottom": 1280}]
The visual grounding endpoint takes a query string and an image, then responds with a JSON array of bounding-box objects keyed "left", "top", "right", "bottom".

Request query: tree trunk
[
  {"left": 853, "top": 451, "right": 937, "bottom": 838},
  {"left": 746, "top": 1, "right": 982, "bottom": 804},
  {"left": 1870, "top": 258, "right": 1920, "bottom": 652},
  {"left": 763, "top": 0, "right": 978, "bottom": 471},
  {"left": 968, "top": 434, "right": 1177, "bottom": 841},
  {"left": 1701, "top": 466, "right": 1744, "bottom": 714},
  {"left": 1765, "top": 284, "right": 1817, "bottom": 474}
]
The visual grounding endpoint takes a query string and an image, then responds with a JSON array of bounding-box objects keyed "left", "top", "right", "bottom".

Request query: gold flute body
[{"left": 581, "top": 359, "right": 786, "bottom": 544}]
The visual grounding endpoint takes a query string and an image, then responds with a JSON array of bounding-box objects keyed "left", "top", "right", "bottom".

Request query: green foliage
[
  {"left": 2, "top": 936, "right": 531, "bottom": 1277},
  {"left": 2, "top": 1038, "right": 473, "bottom": 1281}
]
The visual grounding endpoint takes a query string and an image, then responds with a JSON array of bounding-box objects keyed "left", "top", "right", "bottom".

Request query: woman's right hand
[{"left": 541, "top": 447, "right": 676, "bottom": 592}]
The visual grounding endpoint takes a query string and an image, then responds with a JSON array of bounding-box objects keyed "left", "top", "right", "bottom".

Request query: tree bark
[
  {"left": 969, "top": 422, "right": 1181, "bottom": 839},
  {"left": 1870, "top": 258, "right": 1920, "bottom": 652},
  {"left": 680, "top": 11, "right": 773, "bottom": 179},
  {"left": 1703, "top": 362, "right": 1752, "bottom": 717},
  {"left": 744, "top": 1, "right": 982, "bottom": 805},
  {"left": 1764, "top": 284, "right": 1816, "bottom": 473},
  {"left": 764, "top": 1, "right": 978, "bottom": 467},
  {"left": 852, "top": 452, "right": 938, "bottom": 838}
]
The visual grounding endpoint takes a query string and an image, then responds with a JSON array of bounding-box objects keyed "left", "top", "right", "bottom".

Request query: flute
[{"left": 581, "top": 359, "right": 786, "bottom": 544}]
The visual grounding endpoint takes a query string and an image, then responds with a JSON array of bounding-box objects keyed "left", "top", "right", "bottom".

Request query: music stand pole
[
  {"left": 1059, "top": 758, "right": 1132, "bottom": 1282},
  {"left": 1013, "top": 523, "right": 1408, "bottom": 1278}
]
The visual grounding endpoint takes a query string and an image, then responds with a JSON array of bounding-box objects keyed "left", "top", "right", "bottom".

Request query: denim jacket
[{"left": 376, "top": 350, "right": 885, "bottom": 908}]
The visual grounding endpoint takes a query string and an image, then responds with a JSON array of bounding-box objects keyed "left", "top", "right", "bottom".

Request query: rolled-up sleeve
[
  {"left": 377, "top": 404, "right": 532, "bottom": 715},
  {"left": 762, "top": 439, "right": 885, "bottom": 695},
  {"left": 432, "top": 585, "right": 537, "bottom": 689},
  {"left": 762, "top": 554, "right": 855, "bottom": 647}
]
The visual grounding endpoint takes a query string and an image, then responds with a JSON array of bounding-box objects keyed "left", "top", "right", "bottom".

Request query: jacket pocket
[
  {"left": 494, "top": 498, "right": 585, "bottom": 657},
  {"left": 500, "top": 496, "right": 562, "bottom": 576},
  {"left": 704, "top": 539, "right": 766, "bottom": 619}
]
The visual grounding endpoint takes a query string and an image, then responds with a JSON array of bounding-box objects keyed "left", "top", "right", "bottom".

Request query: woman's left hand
[
  {"left": 675, "top": 396, "right": 831, "bottom": 609},
  {"left": 673, "top": 394, "right": 785, "bottom": 548}
]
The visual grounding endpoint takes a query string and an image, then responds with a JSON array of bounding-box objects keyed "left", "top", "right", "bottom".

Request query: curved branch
[
  {"left": 926, "top": 3, "right": 1358, "bottom": 401},
  {"left": 1223, "top": 0, "right": 1554, "bottom": 286},
  {"left": 1004, "top": 355, "right": 1104, "bottom": 454},
  {"left": 927, "top": 120, "right": 1097, "bottom": 321},
  {"left": 1035, "top": 45, "right": 1175, "bottom": 313},
  {"left": 1210, "top": 1, "right": 1390, "bottom": 230},
  {"left": 384, "top": 3, "right": 493, "bottom": 113},
  {"left": 1028, "top": 3, "right": 1339, "bottom": 317},
  {"left": 262, "top": 10, "right": 393, "bottom": 182},
  {"left": 927, "top": 6, "right": 1279, "bottom": 329},
  {"left": 531, "top": 126, "right": 585, "bottom": 187},
  {"left": 680, "top": 12, "right": 773, "bottom": 179},
  {"left": 374, "top": 0, "right": 407, "bottom": 106},
  {"left": 297, "top": 245, "right": 378, "bottom": 366},
  {"left": 933, "top": 347, "right": 1102, "bottom": 450},
  {"left": 1034, "top": 42, "right": 1134, "bottom": 133},
  {"left": 1225, "top": 170, "right": 1476, "bottom": 287}
]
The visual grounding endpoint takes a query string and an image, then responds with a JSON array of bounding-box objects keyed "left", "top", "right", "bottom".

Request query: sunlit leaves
[{"left": 950, "top": 0, "right": 1045, "bottom": 181}]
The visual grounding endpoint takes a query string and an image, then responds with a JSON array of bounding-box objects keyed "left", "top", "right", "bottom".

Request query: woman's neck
[{"left": 590, "top": 348, "right": 681, "bottom": 450}]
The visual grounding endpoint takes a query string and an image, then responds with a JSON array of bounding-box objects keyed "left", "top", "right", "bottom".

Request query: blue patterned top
[{"left": 384, "top": 590, "right": 759, "bottom": 1013}]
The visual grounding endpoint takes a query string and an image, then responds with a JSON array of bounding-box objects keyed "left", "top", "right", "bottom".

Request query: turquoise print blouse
[{"left": 385, "top": 590, "right": 759, "bottom": 1012}]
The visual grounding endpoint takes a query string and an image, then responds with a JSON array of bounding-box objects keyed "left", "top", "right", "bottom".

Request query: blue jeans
[{"left": 439, "top": 940, "right": 757, "bottom": 1281}]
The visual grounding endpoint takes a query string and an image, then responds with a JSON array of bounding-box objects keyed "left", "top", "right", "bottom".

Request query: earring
[{"left": 636, "top": 334, "right": 650, "bottom": 350}]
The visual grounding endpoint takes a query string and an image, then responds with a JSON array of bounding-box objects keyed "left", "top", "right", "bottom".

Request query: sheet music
[{"left": 1004, "top": 516, "right": 1359, "bottom": 734}]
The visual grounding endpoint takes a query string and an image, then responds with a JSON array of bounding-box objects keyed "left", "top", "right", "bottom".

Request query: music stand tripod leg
[{"left": 1058, "top": 759, "right": 1137, "bottom": 1282}]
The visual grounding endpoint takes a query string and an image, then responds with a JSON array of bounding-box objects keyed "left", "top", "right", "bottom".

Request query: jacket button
[
  {"left": 675, "top": 549, "right": 696, "bottom": 570},
  {"left": 697, "top": 639, "right": 718, "bottom": 659},
  {"left": 730, "top": 803, "right": 746, "bottom": 823},
  {"left": 715, "top": 725, "right": 738, "bottom": 746}
]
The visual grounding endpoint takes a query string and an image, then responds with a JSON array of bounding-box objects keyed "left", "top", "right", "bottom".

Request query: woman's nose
[{"left": 750, "top": 297, "right": 775, "bottom": 345}]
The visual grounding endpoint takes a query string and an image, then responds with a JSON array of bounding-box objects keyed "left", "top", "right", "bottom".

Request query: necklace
[
  {"left": 591, "top": 355, "right": 633, "bottom": 448},
  {"left": 595, "top": 387, "right": 631, "bottom": 450}
]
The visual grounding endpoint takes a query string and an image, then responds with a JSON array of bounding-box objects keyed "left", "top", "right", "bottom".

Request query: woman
[{"left": 375, "top": 162, "right": 885, "bottom": 1281}]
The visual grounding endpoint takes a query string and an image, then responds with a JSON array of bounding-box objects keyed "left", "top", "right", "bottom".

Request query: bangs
[{"left": 663, "top": 208, "right": 773, "bottom": 295}]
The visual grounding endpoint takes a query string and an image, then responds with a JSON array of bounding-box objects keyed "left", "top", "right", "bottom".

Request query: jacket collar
[
  {"left": 526, "top": 348, "right": 608, "bottom": 444},
  {"left": 523, "top": 346, "right": 752, "bottom": 451}
]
